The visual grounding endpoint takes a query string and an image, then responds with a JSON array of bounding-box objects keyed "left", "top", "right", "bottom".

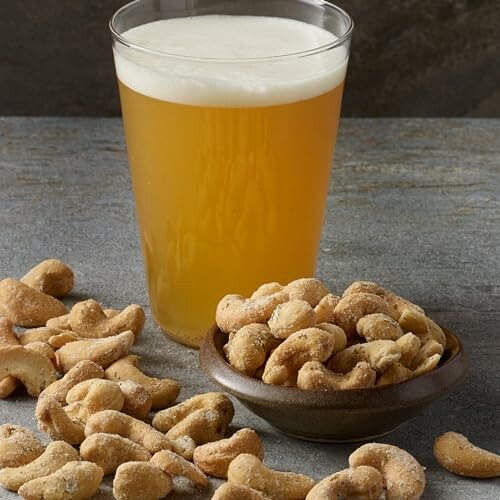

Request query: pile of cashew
[{"left": 218, "top": 278, "right": 448, "bottom": 390}]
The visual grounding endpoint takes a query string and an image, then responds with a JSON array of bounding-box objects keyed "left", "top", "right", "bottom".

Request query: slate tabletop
[{"left": 0, "top": 117, "right": 498, "bottom": 499}]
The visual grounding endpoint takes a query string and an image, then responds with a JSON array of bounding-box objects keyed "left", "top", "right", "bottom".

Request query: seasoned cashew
[
  {"left": 315, "top": 323, "right": 347, "bottom": 353},
  {"left": 396, "top": 333, "right": 421, "bottom": 367},
  {"left": 398, "top": 309, "right": 446, "bottom": 347},
  {"left": 85, "top": 409, "right": 172, "bottom": 454},
  {"left": 306, "top": 466, "right": 384, "bottom": 500},
  {"left": 46, "top": 313, "right": 72, "bottom": 330},
  {"left": 411, "top": 340, "right": 444, "bottom": 370},
  {"left": 216, "top": 292, "right": 289, "bottom": 333},
  {"left": 18, "top": 326, "right": 64, "bottom": 345},
  {"left": 297, "top": 361, "right": 376, "bottom": 391},
  {"left": 0, "top": 278, "right": 67, "bottom": 327},
  {"left": 0, "top": 317, "right": 20, "bottom": 398},
  {"left": 113, "top": 461, "right": 172, "bottom": 500},
  {"left": 328, "top": 340, "right": 401, "bottom": 374},
  {"left": 228, "top": 454, "right": 315, "bottom": 500},
  {"left": 17, "top": 461, "right": 103, "bottom": 500},
  {"left": 105, "top": 354, "right": 179, "bottom": 409},
  {"left": 118, "top": 379, "right": 153, "bottom": 420},
  {"left": 349, "top": 443, "right": 426, "bottom": 500},
  {"left": 224, "top": 324, "right": 280, "bottom": 376},
  {"left": 80, "top": 433, "right": 152, "bottom": 474},
  {"left": 262, "top": 328, "right": 337, "bottom": 386},
  {"left": 48, "top": 331, "right": 81, "bottom": 348},
  {"left": 21, "top": 259, "right": 74, "bottom": 298},
  {"left": 376, "top": 363, "right": 412, "bottom": 386},
  {"left": 55, "top": 330, "right": 135, "bottom": 372},
  {"left": 38, "top": 360, "right": 104, "bottom": 405},
  {"left": 0, "top": 440, "right": 79, "bottom": 492},
  {"left": 66, "top": 379, "right": 125, "bottom": 414},
  {"left": 251, "top": 282, "right": 284, "bottom": 299},
  {"left": 213, "top": 483, "right": 271, "bottom": 500},
  {"left": 356, "top": 313, "right": 404, "bottom": 342},
  {"left": 284, "top": 278, "right": 329, "bottom": 307},
  {"left": 25, "top": 341, "right": 57, "bottom": 367},
  {"left": 268, "top": 300, "right": 316, "bottom": 339},
  {"left": 433, "top": 432, "right": 500, "bottom": 478},
  {"left": 69, "top": 299, "right": 145, "bottom": 338},
  {"left": 0, "top": 345, "right": 57, "bottom": 397},
  {"left": 151, "top": 449, "right": 209, "bottom": 489},
  {"left": 0, "top": 424, "right": 44, "bottom": 468},
  {"left": 193, "top": 428, "right": 264, "bottom": 478},
  {"left": 166, "top": 409, "right": 229, "bottom": 445},
  {"left": 314, "top": 294, "right": 340, "bottom": 324}
]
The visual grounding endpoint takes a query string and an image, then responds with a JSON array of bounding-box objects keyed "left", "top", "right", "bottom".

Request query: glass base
[{"left": 153, "top": 320, "right": 202, "bottom": 349}]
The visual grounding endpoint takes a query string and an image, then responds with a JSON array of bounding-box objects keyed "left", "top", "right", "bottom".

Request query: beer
[{"left": 113, "top": 15, "right": 349, "bottom": 346}]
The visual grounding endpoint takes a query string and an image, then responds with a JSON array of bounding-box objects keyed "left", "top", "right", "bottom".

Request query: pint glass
[{"left": 110, "top": 0, "right": 353, "bottom": 347}]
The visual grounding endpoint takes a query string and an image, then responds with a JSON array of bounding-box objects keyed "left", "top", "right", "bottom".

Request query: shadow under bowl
[{"left": 199, "top": 325, "right": 468, "bottom": 442}]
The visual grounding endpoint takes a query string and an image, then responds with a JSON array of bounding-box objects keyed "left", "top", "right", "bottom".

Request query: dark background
[{"left": 1, "top": 0, "right": 499, "bottom": 117}]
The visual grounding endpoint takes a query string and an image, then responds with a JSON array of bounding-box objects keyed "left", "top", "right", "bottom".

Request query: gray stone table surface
[{"left": 0, "top": 117, "right": 498, "bottom": 499}]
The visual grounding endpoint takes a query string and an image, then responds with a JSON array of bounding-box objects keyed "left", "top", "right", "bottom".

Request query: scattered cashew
[
  {"left": 306, "top": 465, "right": 384, "bottom": 500},
  {"left": 0, "top": 317, "right": 20, "bottom": 398},
  {"left": 315, "top": 323, "right": 347, "bottom": 353},
  {"left": 25, "top": 341, "right": 57, "bottom": 367},
  {"left": 166, "top": 409, "right": 229, "bottom": 445},
  {"left": 48, "top": 331, "right": 83, "bottom": 348},
  {"left": 21, "top": 259, "right": 74, "bottom": 298},
  {"left": 262, "top": 328, "right": 337, "bottom": 386},
  {"left": 356, "top": 313, "right": 404, "bottom": 341},
  {"left": 193, "top": 428, "right": 264, "bottom": 478},
  {"left": 17, "top": 461, "right": 103, "bottom": 500},
  {"left": 118, "top": 379, "right": 153, "bottom": 420},
  {"left": 433, "top": 432, "right": 500, "bottom": 478},
  {"left": 398, "top": 309, "right": 446, "bottom": 347},
  {"left": 268, "top": 300, "right": 316, "bottom": 339},
  {"left": 328, "top": 340, "right": 401, "bottom": 373},
  {"left": 0, "top": 345, "right": 57, "bottom": 397},
  {"left": 105, "top": 354, "right": 179, "bottom": 409},
  {"left": 69, "top": 299, "right": 145, "bottom": 338},
  {"left": 228, "top": 454, "right": 315, "bottom": 500},
  {"left": 80, "top": 433, "right": 152, "bottom": 474},
  {"left": 396, "top": 333, "right": 421, "bottom": 367},
  {"left": 66, "top": 378, "right": 125, "bottom": 414},
  {"left": 18, "top": 327, "right": 64, "bottom": 345},
  {"left": 0, "top": 278, "right": 67, "bottom": 327},
  {"left": 349, "top": 443, "right": 426, "bottom": 500},
  {"left": 216, "top": 292, "right": 289, "bottom": 333},
  {"left": 284, "top": 278, "right": 329, "bottom": 307},
  {"left": 55, "top": 330, "right": 135, "bottom": 372},
  {"left": 113, "top": 461, "right": 172, "bottom": 500},
  {"left": 314, "top": 294, "right": 340, "bottom": 324},
  {"left": 0, "top": 424, "right": 44, "bottom": 468},
  {"left": 213, "top": 483, "right": 271, "bottom": 500},
  {"left": 46, "top": 313, "right": 72, "bottom": 330},
  {"left": 223, "top": 324, "right": 280, "bottom": 376},
  {"left": 85, "top": 409, "right": 172, "bottom": 454},
  {"left": 0, "top": 440, "right": 79, "bottom": 492},
  {"left": 151, "top": 449, "right": 209, "bottom": 489},
  {"left": 251, "top": 282, "right": 284, "bottom": 299},
  {"left": 297, "top": 361, "right": 376, "bottom": 391}
]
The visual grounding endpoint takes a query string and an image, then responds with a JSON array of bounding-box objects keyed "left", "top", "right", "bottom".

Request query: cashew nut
[
  {"left": 216, "top": 292, "right": 289, "bottom": 333},
  {"left": 118, "top": 379, "right": 153, "bottom": 420},
  {"left": 151, "top": 449, "right": 209, "bottom": 489},
  {"left": 306, "top": 466, "right": 384, "bottom": 500},
  {"left": 0, "top": 424, "right": 44, "bottom": 468},
  {"left": 328, "top": 340, "right": 401, "bottom": 374},
  {"left": 396, "top": 333, "right": 421, "bottom": 367},
  {"left": 297, "top": 361, "right": 376, "bottom": 391},
  {"left": 398, "top": 309, "right": 446, "bottom": 347},
  {"left": 262, "top": 328, "right": 337, "bottom": 386},
  {"left": 251, "top": 282, "right": 284, "bottom": 299},
  {"left": 18, "top": 326, "right": 64, "bottom": 345},
  {"left": 48, "top": 331, "right": 81, "bottom": 348},
  {"left": 411, "top": 340, "right": 444, "bottom": 370},
  {"left": 376, "top": 363, "right": 412, "bottom": 386},
  {"left": 25, "top": 341, "right": 57, "bottom": 368},
  {"left": 228, "top": 454, "right": 315, "bottom": 500},
  {"left": 17, "top": 461, "right": 103, "bottom": 500},
  {"left": 315, "top": 323, "right": 347, "bottom": 353},
  {"left": 0, "top": 440, "right": 79, "bottom": 492},
  {"left": 348, "top": 443, "right": 426, "bottom": 500},
  {"left": 69, "top": 299, "right": 145, "bottom": 338},
  {"left": 46, "top": 313, "right": 72, "bottom": 330},
  {"left": 314, "top": 294, "right": 340, "bottom": 324},
  {"left": 21, "top": 259, "right": 74, "bottom": 298},
  {"left": 0, "top": 317, "right": 20, "bottom": 398},
  {"left": 104, "top": 354, "right": 179, "bottom": 409},
  {"left": 55, "top": 330, "right": 135, "bottom": 372},
  {"left": 85, "top": 409, "right": 172, "bottom": 454},
  {"left": 193, "top": 428, "right": 264, "bottom": 478},
  {"left": 0, "top": 345, "right": 57, "bottom": 396},
  {"left": 268, "top": 300, "right": 316, "bottom": 339},
  {"left": 113, "top": 461, "right": 172, "bottom": 500},
  {"left": 0, "top": 278, "right": 67, "bottom": 327},
  {"left": 356, "top": 313, "right": 404, "bottom": 341},
  {"left": 224, "top": 324, "right": 280, "bottom": 376},
  {"left": 213, "top": 483, "right": 271, "bottom": 500},
  {"left": 284, "top": 278, "right": 329, "bottom": 307},
  {"left": 433, "top": 432, "right": 500, "bottom": 478},
  {"left": 80, "top": 433, "right": 152, "bottom": 474}
]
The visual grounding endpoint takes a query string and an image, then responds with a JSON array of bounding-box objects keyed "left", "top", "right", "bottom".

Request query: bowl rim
[{"left": 199, "top": 323, "right": 468, "bottom": 410}]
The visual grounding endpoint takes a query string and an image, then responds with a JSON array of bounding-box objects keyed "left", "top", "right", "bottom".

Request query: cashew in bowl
[
  {"left": 433, "top": 432, "right": 500, "bottom": 478},
  {"left": 21, "top": 259, "right": 74, "bottom": 298},
  {"left": 398, "top": 309, "right": 446, "bottom": 347},
  {"left": 314, "top": 294, "right": 340, "bottom": 324},
  {"left": 396, "top": 333, "right": 421, "bottom": 367},
  {"left": 0, "top": 424, "right": 44, "bottom": 468},
  {"left": 251, "top": 282, "right": 284, "bottom": 299},
  {"left": 315, "top": 323, "right": 347, "bottom": 353},
  {"left": 262, "top": 327, "right": 337, "bottom": 386},
  {"left": 113, "top": 461, "right": 172, "bottom": 500},
  {"left": 356, "top": 313, "right": 404, "bottom": 342},
  {"left": 17, "top": 461, "right": 103, "bottom": 500},
  {"left": 213, "top": 483, "right": 271, "bottom": 500},
  {"left": 284, "top": 278, "right": 329, "bottom": 307},
  {"left": 348, "top": 443, "right": 426, "bottom": 500},
  {"left": 306, "top": 465, "right": 384, "bottom": 500},
  {"left": 228, "top": 453, "right": 315, "bottom": 500},
  {"left": 193, "top": 428, "right": 264, "bottom": 478},
  {"left": 268, "top": 300, "right": 316, "bottom": 339},
  {"left": 105, "top": 354, "right": 179, "bottom": 409}
]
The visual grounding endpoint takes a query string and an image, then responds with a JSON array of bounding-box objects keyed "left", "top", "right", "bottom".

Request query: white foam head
[{"left": 113, "top": 15, "right": 348, "bottom": 107}]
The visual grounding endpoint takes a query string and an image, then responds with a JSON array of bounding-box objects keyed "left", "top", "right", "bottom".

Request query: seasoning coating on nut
[
  {"left": 268, "top": 300, "right": 316, "bottom": 339},
  {"left": 113, "top": 461, "right": 172, "bottom": 500},
  {"left": 0, "top": 424, "right": 44, "bottom": 469},
  {"left": 314, "top": 294, "right": 340, "bottom": 324},
  {"left": 284, "top": 278, "right": 329, "bottom": 307},
  {"left": 356, "top": 313, "right": 404, "bottom": 342}
]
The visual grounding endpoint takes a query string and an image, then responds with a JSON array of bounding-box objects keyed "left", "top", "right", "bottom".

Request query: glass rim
[{"left": 109, "top": 0, "right": 353, "bottom": 63}]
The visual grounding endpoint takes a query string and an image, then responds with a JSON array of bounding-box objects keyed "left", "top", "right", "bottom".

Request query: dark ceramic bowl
[{"left": 199, "top": 325, "right": 467, "bottom": 442}]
